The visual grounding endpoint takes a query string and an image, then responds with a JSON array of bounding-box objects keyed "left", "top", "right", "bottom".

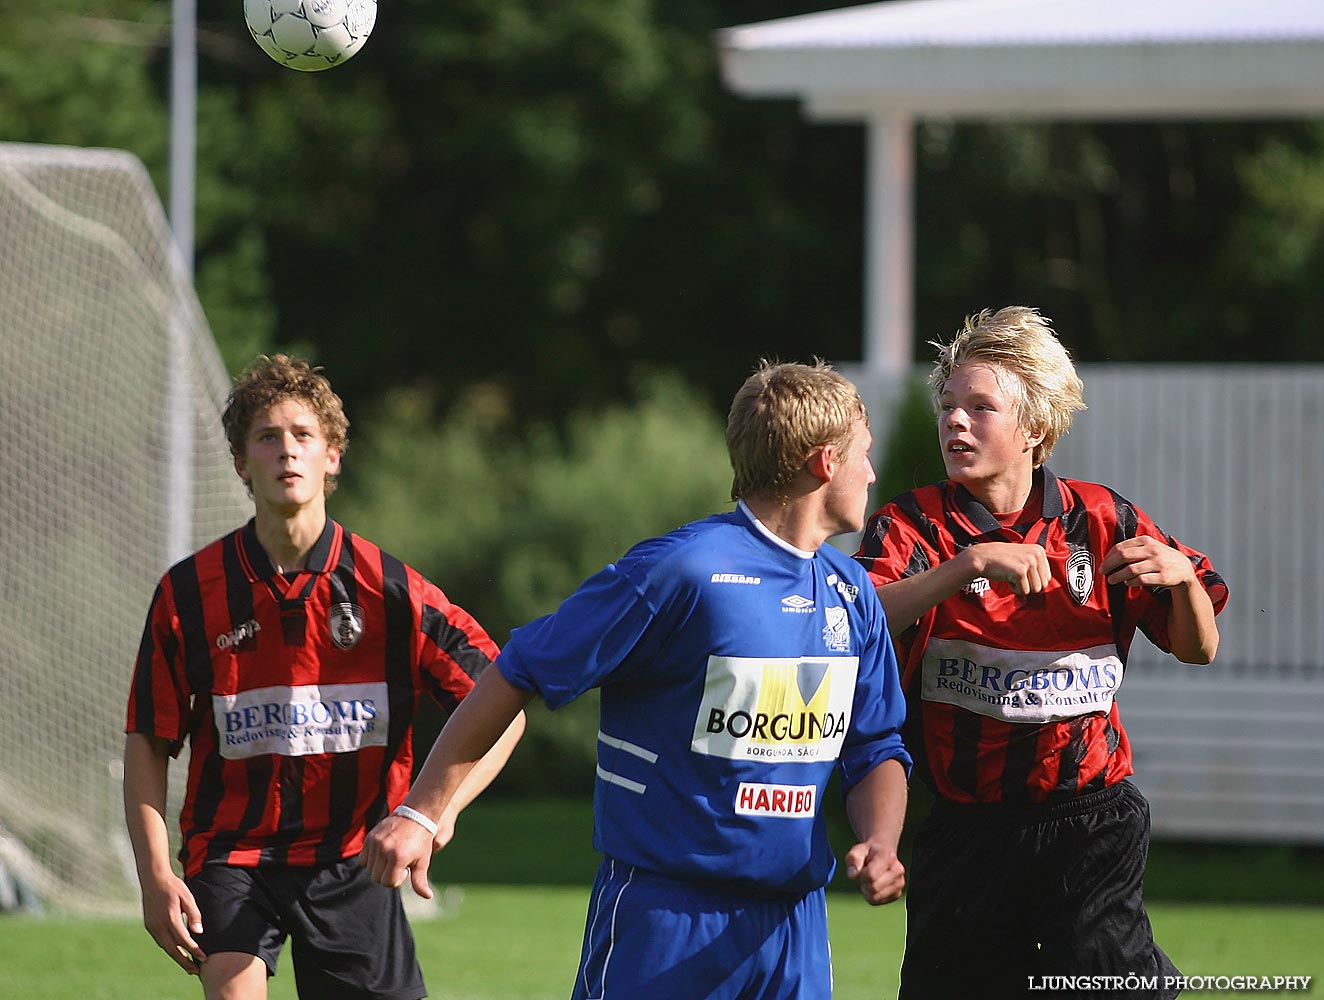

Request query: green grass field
[
  {"left": 1, "top": 892, "right": 1320, "bottom": 1000},
  {"left": 2, "top": 800, "right": 1320, "bottom": 998}
]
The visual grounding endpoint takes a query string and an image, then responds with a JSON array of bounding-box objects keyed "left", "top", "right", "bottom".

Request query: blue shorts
[{"left": 573, "top": 858, "right": 832, "bottom": 1000}]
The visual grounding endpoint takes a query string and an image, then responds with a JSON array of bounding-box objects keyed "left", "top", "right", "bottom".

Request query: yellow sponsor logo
[
  {"left": 692, "top": 655, "right": 857, "bottom": 763},
  {"left": 751, "top": 660, "right": 832, "bottom": 744}
]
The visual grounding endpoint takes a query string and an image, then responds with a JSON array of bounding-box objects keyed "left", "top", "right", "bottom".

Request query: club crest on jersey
[
  {"left": 1066, "top": 547, "right": 1095, "bottom": 605},
  {"left": 329, "top": 603, "right": 365, "bottom": 649},
  {"left": 822, "top": 605, "right": 851, "bottom": 652}
]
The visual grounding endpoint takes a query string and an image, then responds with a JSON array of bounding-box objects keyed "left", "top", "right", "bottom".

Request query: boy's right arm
[
  {"left": 877, "top": 542, "right": 1051, "bottom": 637},
  {"left": 122, "top": 732, "right": 205, "bottom": 974}
]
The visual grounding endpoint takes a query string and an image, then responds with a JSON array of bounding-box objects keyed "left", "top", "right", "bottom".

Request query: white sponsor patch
[
  {"left": 213, "top": 682, "right": 388, "bottom": 760},
  {"left": 734, "top": 781, "right": 817, "bottom": 818},
  {"left": 691, "top": 655, "right": 857, "bottom": 763},
  {"left": 922, "top": 637, "right": 1123, "bottom": 723}
]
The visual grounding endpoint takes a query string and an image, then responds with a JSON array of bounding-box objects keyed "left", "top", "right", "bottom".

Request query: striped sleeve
[
  {"left": 855, "top": 492, "right": 935, "bottom": 587},
  {"left": 1126, "top": 502, "right": 1230, "bottom": 652},
  {"left": 125, "top": 578, "right": 191, "bottom": 755},
  {"left": 414, "top": 571, "right": 499, "bottom": 715}
]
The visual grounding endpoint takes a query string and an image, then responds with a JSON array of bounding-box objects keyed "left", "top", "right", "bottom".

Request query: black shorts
[
  {"left": 900, "top": 781, "right": 1180, "bottom": 1000},
  {"left": 188, "top": 859, "right": 426, "bottom": 1000}
]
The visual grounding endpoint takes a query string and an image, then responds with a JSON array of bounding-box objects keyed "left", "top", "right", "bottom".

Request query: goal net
[{"left": 0, "top": 143, "right": 250, "bottom": 912}]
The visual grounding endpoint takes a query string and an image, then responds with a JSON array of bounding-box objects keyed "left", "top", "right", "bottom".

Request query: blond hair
[
  {"left": 727, "top": 359, "right": 867, "bottom": 501},
  {"left": 929, "top": 307, "right": 1085, "bottom": 467},
  {"left": 222, "top": 354, "right": 350, "bottom": 496}
]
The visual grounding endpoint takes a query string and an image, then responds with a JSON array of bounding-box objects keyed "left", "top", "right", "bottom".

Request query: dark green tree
[
  {"left": 179, "top": 0, "right": 867, "bottom": 416},
  {"left": 913, "top": 120, "right": 1324, "bottom": 361},
  {"left": 9, "top": 1, "right": 1324, "bottom": 419}
]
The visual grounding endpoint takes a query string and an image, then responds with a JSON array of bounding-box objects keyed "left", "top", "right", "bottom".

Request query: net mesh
[{"left": 0, "top": 143, "right": 250, "bottom": 912}]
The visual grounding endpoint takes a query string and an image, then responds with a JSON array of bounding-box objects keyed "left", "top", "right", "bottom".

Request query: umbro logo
[{"left": 781, "top": 594, "right": 815, "bottom": 614}]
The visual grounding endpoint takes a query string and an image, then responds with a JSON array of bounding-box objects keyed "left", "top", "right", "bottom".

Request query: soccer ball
[{"left": 243, "top": 0, "right": 378, "bottom": 72}]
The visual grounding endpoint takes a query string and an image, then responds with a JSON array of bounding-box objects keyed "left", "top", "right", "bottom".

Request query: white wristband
[{"left": 392, "top": 804, "right": 439, "bottom": 837}]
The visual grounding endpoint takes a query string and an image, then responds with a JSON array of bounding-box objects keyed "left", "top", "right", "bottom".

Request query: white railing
[{"left": 1059, "top": 365, "right": 1324, "bottom": 842}]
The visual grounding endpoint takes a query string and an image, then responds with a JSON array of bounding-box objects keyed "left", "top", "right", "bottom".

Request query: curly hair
[{"left": 222, "top": 354, "right": 350, "bottom": 495}]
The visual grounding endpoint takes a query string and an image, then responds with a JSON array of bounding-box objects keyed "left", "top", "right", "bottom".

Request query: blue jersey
[{"left": 498, "top": 504, "right": 911, "bottom": 896}]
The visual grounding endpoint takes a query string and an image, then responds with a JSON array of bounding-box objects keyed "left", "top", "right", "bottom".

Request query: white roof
[{"left": 718, "top": 0, "right": 1324, "bottom": 119}]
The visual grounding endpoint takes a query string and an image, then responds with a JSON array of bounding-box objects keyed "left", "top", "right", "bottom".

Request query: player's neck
[
  {"left": 959, "top": 465, "right": 1035, "bottom": 518},
  {"left": 252, "top": 501, "right": 328, "bottom": 573},
  {"left": 741, "top": 496, "right": 825, "bottom": 554}
]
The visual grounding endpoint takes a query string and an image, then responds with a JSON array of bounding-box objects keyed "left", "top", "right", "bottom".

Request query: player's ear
[
  {"left": 326, "top": 445, "right": 342, "bottom": 476},
  {"left": 1022, "top": 422, "right": 1046, "bottom": 453},
  {"left": 806, "top": 443, "right": 834, "bottom": 483},
  {"left": 234, "top": 452, "right": 250, "bottom": 484}
]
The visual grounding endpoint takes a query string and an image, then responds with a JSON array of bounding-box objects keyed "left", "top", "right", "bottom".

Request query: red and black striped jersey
[
  {"left": 855, "top": 467, "right": 1228, "bottom": 806},
  {"left": 126, "top": 518, "right": 498, "bottom": 876}
]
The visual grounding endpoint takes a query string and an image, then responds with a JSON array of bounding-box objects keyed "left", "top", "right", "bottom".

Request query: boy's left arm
[
  {"left": 843, "top": 757, "right": 908, "bottom": 905},
  {"left": 1100, "top": 535, "right": 1220, "bottom": 664}
]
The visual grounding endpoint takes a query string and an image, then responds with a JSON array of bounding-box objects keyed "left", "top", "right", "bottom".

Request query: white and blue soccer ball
[{"left": 244, "top": 0, "right": 378, "bottom": 72}]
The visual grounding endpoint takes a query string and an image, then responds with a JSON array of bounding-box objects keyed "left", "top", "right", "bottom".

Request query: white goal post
[{"left": 0, "top": 143, "right": 250, "bottom": 911}]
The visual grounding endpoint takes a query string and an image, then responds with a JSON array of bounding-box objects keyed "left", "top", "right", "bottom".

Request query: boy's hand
[
  {"left": 1101, "top": 536, "right": 1195, "bottom": 589},
  {"left": 359, "top": 814, "right": 437, "bottom": 899},
  {"left": 140, "top": 873, "right": 206, "bottom": 974},
  {"left": 968, "top": 542, "right": 1051, "bottom": 595}
]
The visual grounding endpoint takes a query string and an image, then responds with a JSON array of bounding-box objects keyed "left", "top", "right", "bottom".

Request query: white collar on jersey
[{"left": 736, "top": 500, "right": 816, "bottom": 560}]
